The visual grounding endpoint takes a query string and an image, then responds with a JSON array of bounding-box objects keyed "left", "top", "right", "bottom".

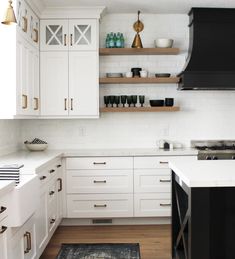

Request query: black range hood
[{"left": 178, "top": 8, "right": 235, "bottom": 90}]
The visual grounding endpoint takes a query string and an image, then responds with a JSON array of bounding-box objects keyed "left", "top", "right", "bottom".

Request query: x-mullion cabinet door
[
  {"left": 40, "top": 20, "right": 69, "bottom": 51},
  {"left": 69, "top": 19, "right": 97, "bottom": 51}
]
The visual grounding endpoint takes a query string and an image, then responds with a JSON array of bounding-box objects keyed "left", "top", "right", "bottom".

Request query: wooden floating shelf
[
  {"left": 99, "top": 48, "right": 180, "bottom": 55},
  {"left": 99, "top": 77, "right": 180, "bottom": 84},
  {"left": 100, "top": 106, "right": 180, "bottom": 113}
]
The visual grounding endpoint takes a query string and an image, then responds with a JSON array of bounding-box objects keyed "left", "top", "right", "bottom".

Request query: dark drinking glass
[
  {"left": 131, "top": 95, "right": 138, "bottom": 107},
  {"left": 104, "top": 96, "right": 110, "bottom": 107},
  {"left": 114, "top": 96, "right": 120, "bottom": 107},
  {"left": 127, "top": 96, "right": 132, "bottom": 107},
  {"left": 109, "top": 95, "right": 115, "bottom": 107},
  {"left": 139, "top": 95, "right": 145, "bottom": 107},
  {"left": 121, "top": 95, "right": 127, "bottom": 107}
]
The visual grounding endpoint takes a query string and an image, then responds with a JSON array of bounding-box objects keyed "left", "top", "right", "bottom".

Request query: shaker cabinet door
[
  {"left": 69, "top": 19, "right": 98, "bottom": 51},
  {"left": 40, "top": 52, "right": 69, "bottom": 116},
  {"left": 69, "top": 51, "right": 99, "bottom": 117},
  {"left": 40, "top": 20, "right": 69, "bottom": 51}
]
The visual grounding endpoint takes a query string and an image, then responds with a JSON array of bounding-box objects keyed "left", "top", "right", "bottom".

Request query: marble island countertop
[{"left": 169, "top": 156, "right": 235, "bottom": 188}]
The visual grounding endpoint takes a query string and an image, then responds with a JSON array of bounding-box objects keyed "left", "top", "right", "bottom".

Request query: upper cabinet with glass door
[{"left": 40, "top": 19, "right": 98, "bottom": 51}]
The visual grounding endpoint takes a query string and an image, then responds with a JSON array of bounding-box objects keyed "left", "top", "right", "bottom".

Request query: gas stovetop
[{"left": 192, "top": 140, "right": 235, "bottom": 160}]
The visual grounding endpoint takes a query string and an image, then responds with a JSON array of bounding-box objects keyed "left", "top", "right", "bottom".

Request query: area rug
[{"left": 56, "top": 243, "right": 141, "bottom": 259}]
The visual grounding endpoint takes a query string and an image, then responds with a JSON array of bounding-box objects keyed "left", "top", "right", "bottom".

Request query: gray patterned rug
[{"left": 56, "top": 243, "right": 141, "bottom": 259}]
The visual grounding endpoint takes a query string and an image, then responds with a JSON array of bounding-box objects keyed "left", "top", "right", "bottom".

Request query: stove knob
[
  {"left": 212, "top": 156, "right": 218, "bottom": 160},
  {"left": 206, "top": 156, "right": 212, "bottom": 160}
]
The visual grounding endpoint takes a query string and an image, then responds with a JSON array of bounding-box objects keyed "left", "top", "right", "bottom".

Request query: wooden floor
[{"left": 40, "top": 225, "right": 171, "bottom": 259}]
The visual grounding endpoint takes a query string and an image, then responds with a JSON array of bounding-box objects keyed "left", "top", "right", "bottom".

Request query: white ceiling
[{"left": 39, "top": 0, "right": 235, "bottom": 13}]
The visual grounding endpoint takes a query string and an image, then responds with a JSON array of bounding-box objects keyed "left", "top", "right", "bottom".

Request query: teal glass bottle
[
  {"left": 109, "top": 32, "right": 114, "bottom": 48},
  {"left": 105, "top": 33, "right": 110, "bottom": 48},
  {"left": 116, "top": 32, "right": 122, "bottom": 48},
  {"left": 120, "top": 33, "right": 125, "bottom": 48}
]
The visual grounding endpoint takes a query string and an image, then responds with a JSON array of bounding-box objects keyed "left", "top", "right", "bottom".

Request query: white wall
[{"left": 20, "top": 14, "right": 235, "bottom": 149}]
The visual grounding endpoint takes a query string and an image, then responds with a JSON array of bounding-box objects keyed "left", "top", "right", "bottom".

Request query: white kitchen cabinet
[
  {"left": 40, "top": 51, "right": 99, "bottom": 117},
  {"left": 40, "top": 20, "right": 68, "bottom": 51},
  {"left": 69, "top": 19, "right": 97, "bottom": 51},
  {"left": 0, "top": 217, "right": 8, "bottom": 259},
  {"left": 40, "top": 51, "right": 69, "bottom": 116},
  {"left": 9, "top": 215, "right": 37, "bottom": 259},
  {"left": 69, "top": 51, "right": 99, "bottom": 116},
  {"left": 40, "top": 19, "right": 98, "bottom": 51}
]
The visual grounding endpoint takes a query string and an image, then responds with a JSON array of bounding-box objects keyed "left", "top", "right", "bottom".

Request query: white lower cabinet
[
  {"left": 0, "top": 217, "right": 9, "bottom": 259},
  {"left": 67, "top": 194, "right": 133, "bottom": 218},
  {"left": 9, "top": 215, "right": 37, "bottom": 259}
]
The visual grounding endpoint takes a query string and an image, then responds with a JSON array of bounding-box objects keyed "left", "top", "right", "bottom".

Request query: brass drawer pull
[
  {"left": 94, "top": 204, "right": 107, "bottom": 208},
  {"left": 94, "top": 180, "right": 106, "bottom": 183},
  {"left": 49, "top": 191, "right": 55, "bottom": 196},
  {"left": 50, "top": 218, "right": 56, "bottom": 224},
  {"left": 22, "top": 17, "right": 28, "bottom": 32},
  {"left": 64, "top": 34, "right": 67, "bottom": 46},
  {"left": 57, "top": 178, "right": 63, "bottom": 192},
  {"left": 49, "top": 169, "right": 55, "bottom": 174},
  {"left": 22, "top": 94, "right": 28, "bottom": 109},
  {"left": 34, "top": 97, "right": 39, "bottom": 110},
  {"left": 93, "top": 162, "right": 106, "bottom": 165},
  {"left": 0, "top": 206, "right": 6, "bottom": 214},
  {"left": 33, "top": 28, "right": 38, "bottom": 43},
  {"left": 39, "top": 176, "right": 47, "bottom": 181},
  {"left": 159, "top": 161, "right": 169, "bottom": 164},
  {"left": 0, "top": 226, "right": 7, "bottom": 234},
  {"left": 24, "top": 231, "right": 31, "bottom": 253},
  {"left": 159, "top": 179, "right": 171, "bottom": 183},
  {"left": 71, "top": 98, "right": 73, "bottom": 111},
  {"left": 57, "top": 164, "right": 62, "bottom": 168},
  {"left": 160, "top": 203, "right": 171, "bottom": 207},
  {"left": 64, "top": 98, "right": 67, "bottom": 111}
]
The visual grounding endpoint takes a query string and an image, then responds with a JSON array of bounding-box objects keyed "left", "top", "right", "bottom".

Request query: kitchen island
[{"left": 169, "top": 158, "right": 235, "bottom": 259}]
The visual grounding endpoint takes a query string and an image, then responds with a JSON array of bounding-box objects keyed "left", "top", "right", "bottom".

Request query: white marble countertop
[
  {"left": 169, "top": 156, "right": 235, "bottom": 187},
  {"left": 0, "top": 148, "right": 197, "bottom": 175},
  {"left": 0, "top": 181, "right": 15, "bottom": 198}
]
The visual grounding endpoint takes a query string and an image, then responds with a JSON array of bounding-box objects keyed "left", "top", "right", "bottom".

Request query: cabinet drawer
[
  {"left": 66, "top": 157, "right": 133, "bottom": 170},
  {"left": 134, "top": 156, "right": 173, "bottom": 169},
  {"left": 134, "top": 169, "right": 171, "bottom": 193},
  {"left": 67, "top": 170, "right": 133, "bottom": 194},
  {"left": 67, "top": 194, "right": 133, "bottom": 218},
  {"left": 134, "top": 193, "right": 171, "bottom": 217}
]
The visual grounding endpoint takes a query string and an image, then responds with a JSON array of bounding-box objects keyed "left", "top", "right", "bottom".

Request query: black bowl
[
  {"left": 150, "top": 100, "right": 164, "bottom": 107},
  {"left": 155, "top": 73, "right": 171, "bottom": 78}
]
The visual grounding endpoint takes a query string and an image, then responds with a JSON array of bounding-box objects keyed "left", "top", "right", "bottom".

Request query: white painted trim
[
  {"left": 61, "top": 217, "right": 171, "bottom": 226},
  {"left": 40, "top": 6, "right": 106, "bottom": 19},
  {"left": 25, "top": 0, "right": 45, "bottom": 17}
]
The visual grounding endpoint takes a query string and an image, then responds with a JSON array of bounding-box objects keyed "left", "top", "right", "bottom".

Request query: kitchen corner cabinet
[{"left": 40, "top": 19, "right": 97, "bottom": 51}]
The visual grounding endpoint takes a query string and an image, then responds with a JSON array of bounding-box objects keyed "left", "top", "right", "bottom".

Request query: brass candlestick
[{"left": 132, "top": 10, "right": 144, "bottom": 48}]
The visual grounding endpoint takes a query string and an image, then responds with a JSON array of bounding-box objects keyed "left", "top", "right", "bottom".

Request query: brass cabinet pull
[
  {"left": 94, "top": 180, "right": 106, "bottom": 183},
  {"left": 26, "top": 232, "right": 31, "bottom": 251},
  {"left": 33, "top": 29, "right": 38, "bottom": 43},
  {"left": 22, "top": 94, "right": 28, "bottom": 109},
  {"left": 49, "top": 169, "right": 55, "bottom": 174},
  {"left": 24, "top": 232, "right": 31, "bottom": 253},
  {"left": 0, "top": 206, "right": 6, "bottom": 214},
  {"left": 64, "top": 34, "right": 67, "bottom": 46},
  {"left": 94, "top": 204, "right": 107, "bottom": 208},
  {"left": 50, "top": 218, "right": 56, "bottom": 224},
  {"left": 0, "top": 226, "right": 7, "bottom": 234},
  {"left": 93, "top": 162, "right": 106, "bottom": 165},
  {"left": 70, "top": 34, "right": 73, "bottom": 46},
  {"left": 159, "top": 179, "right": 171, "bottom": 183},
  {"left": 160, "top": 203, "right": 171, "bottom": 207},
  {"left": 34, "top": 97, "right": 39, "bottom": 110},
  {"left": 49, "top": 191, "right": 55, "bottom": 196},
  {"left": 22, "top": 17, "right": 28, "bottom": 32},
  {"left": 159, "top": 161, "right": 169, "bottom": 164},
  {"left": 57, "top": 178, "right": 63, "bottom": 192},
  {"left": 64, "top": 98, "right": 67, "bottom": 111},
  {"left": 39, "top": 176, "right": 47, "bottom": 181},
  {"left": 57, "top": 164, "right": 62, "bottom": 168},
  {"left": 71, "top": 98, "right": 73, "bottom": 111}
]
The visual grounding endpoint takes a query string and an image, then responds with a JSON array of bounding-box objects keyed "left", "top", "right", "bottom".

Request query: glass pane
[
  {"left": 78, "top": 38, "right": 87, "bottom": 45},
  {"left": 56, "top": 27, "right": 63, "bottom": 44},
  {"left": 46, "top": 27, "right": 52, "bottom": 44},
  {"left": 50, "top": 38, "right": 59, "bottom": 45},
  {"left": 78, "top": 25, "right": 87, "bottom": 32},
  {"left": 84, "top": 27, "right": 91, "bottom": 43},
  {"left": 49, "top": 25, "right": 59, "bottom": 33},
  {"left": 74, "top": 27, "right": 81, "bottom": 43}
]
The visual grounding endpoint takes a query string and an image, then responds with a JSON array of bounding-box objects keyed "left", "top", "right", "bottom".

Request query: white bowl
[
  {"left": 25, "top": 143, "right": 48, "bottom": 151},
  {"left": 155, "top": 39, "right": 174, "bottom": 48}
]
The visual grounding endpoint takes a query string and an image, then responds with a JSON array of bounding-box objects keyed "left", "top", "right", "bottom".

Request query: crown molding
[
  {"left": 25, "top": 0, "right": 46, "bottom": 17},
  {"left": 40, "top": 6, "right": 106, "bottom": 19}
]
